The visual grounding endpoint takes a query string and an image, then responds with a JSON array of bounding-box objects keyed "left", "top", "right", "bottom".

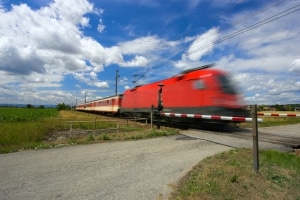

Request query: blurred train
[{"left": 76, "top": 64, "right": 248, "bottom": 123}]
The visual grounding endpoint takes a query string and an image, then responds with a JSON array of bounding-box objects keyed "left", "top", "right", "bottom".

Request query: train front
[
  {"left": 201, "top": 69, "right": 248, "bottom": 117},
  {"left": 160, "top": 67, "right": 249, "bottom": 120}
]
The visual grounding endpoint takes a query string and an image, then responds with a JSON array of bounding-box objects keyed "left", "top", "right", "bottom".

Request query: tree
[
  {"left": 26, "top": 104, "right": 34, "bottom": 109},
  {"left": 274, "top": 104, "right": 285, "bottom": 111},
  {"left": 56, "top": 103, "right": 71, "bottom": 111}
]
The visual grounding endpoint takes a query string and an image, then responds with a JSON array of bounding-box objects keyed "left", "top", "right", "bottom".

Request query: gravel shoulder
[{"left": 0, "top": 135, "right": 231, "bottom": 200}]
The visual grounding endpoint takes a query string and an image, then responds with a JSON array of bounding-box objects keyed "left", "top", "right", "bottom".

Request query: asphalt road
[
  {"left": 181, "top": 124, "right": 300, "bottom": 152},
  {"left": 0, "top": 135, "right": 231, "bottom": 200},
  {"left": 1, "top": 124, "right": 298, "bottom": 200}
]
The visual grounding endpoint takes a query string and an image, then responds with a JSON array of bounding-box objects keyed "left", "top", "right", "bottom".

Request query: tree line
[
  {"left": 257, "top": 104, "right": 300, "bottom": 111},
  {"left": 25, "top": 103, "right": 72, "bottom": 111}
]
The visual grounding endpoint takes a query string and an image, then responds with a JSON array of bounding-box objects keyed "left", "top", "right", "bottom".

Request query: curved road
[
  {"left": 0, "top": 135, "right": 230, "bottom": 200},
  {"left": 1, "top": 124, "right": 298, "bottom": 200}
]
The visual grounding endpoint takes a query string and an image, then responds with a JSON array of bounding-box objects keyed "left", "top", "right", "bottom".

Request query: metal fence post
[
  {"left": 117, "top": 121, "right": 119, "bottom": 133},
  {"left": 70, "top": 121, "right": 72, "bottom": 132},
  {"left": 252, "top": 104, "right": 259, "bottom": 171}
]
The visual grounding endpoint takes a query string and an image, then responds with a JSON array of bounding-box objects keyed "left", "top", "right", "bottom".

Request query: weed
[
  {"left": 101, "top": 134, "right": 110, "bottom": 141},
  {"left": 87, "top": 134, "right": 95, "bottom": 141},
  {"left": 230, "top": 175, "right": 238, "bottom": 183},
  {"left": 130, "top": 135, "right": 143, "bottom": 140}
]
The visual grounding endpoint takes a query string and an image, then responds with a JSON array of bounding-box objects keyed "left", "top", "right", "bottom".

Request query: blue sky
[{"left": 0, "top": 0, "right": 299, "bottom": 106}]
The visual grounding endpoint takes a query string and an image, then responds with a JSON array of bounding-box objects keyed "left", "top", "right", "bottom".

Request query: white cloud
[
  {"left": 0, "top": 0, "right": 95, "bottom": 77},
  {"left": 97, "top": 18, "right": 106, "bottom": 33},
  {"left": 52, "top": 0, "right": 93, "bottom": 26},
  {"left": 186, "top": 27, "right": 219, "bottom": 61},
  {"left": 172, "top": 28, "right": 219, "bottom": 70},
  {"left": 231, "top": 71, "right": 300, "bottom": 104},
  {"left": 289, "top": 59, "right": 300, "bottom": 74},
  {"left": 95, "top": 82, "right": 109, "bottom": 88},
  {"left": 118, "top": 36, "right": 162, "bottom": 54},
  {"left": 0, "top": 0, "right": 136, "bottom": 100},
  {"left": 120, "top": 56, "right": 149, "bottom": 67}
]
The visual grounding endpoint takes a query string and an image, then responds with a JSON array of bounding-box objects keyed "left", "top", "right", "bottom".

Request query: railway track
[
  {"left": 78, "top": 112, "right": 300, "bottom": 150},
  {"left": 184, "top": 125, "right": 300, "bottom": 150},
  {"left": 122, "top": 116, "right": 299, "bottom": 149}
]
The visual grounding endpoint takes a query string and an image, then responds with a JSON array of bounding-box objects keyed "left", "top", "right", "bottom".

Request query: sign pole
[{"left": 252, "top": 104, "right": 259, "bottom": 171}]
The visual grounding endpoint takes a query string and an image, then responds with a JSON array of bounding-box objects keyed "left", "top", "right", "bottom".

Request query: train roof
[
  {"left": 93, "top": 94, "right": 123, "bottom": 101},
  {"left": 128, "top": 64, "right": 221, "bottom": 92},
  {"left": 77, "top": 94, "right": 123, "bottom": 105},
  {"left": 176, "top": 63, "right": 214, "bottom": 76}
]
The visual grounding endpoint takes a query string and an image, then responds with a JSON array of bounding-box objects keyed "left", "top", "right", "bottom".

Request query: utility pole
[{"left": 115, "top": 70, "right": 120, "bottom": 95}]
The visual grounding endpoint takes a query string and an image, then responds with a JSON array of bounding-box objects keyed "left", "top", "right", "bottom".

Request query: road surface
[
  {"left": 1, "top": 124, "right": 299, "bottom": 200},
  {"left": 0, "top": 135, "right": 230, "bottom": 200}
]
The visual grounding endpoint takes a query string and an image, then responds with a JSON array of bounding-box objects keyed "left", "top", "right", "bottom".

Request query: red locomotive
[{"left": 76, "top": 64, "right": 248, "bottom": 121}]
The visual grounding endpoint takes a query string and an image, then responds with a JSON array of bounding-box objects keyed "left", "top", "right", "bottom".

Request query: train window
[
  {"left": 193, "top": 80, "right": 205, "bottom": 89},
  {"left": 217, "top": 75, "right": 237, "bottom": 94}
]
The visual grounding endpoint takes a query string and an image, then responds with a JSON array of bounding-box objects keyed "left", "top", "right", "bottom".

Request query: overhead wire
[
  {"left": 184, "top": 3, "right": 300, "bottom": 57},
  {"left": 132, "top": 1, "right": 300, "bottom": 84},
  {"left": 186, "top": 0, "right": 286, "bottom": 52}
]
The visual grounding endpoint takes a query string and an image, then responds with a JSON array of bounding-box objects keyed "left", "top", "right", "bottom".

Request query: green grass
[
  {"left": 261, "top": 150, "right": 300, "bottom": 172},
  {"left": 239, "top": 115, "right": 300, "bottom": 128},
  {"left": 0, "top": 107, "right": 58, "bottom": 122},
  {"left": 170, "top": 149, "right": 300, "bottom": 200},
  {"left": 260, "top": 116, "right": 300, "bottom": 127},
  {"left": 0, "top": 108, "right": 179, "bottom": 153}
]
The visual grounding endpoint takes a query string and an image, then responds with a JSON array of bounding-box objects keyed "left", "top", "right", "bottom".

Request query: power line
[
  {"left": 184, "top": 4, "right": 300, "bottom": 57},
  {"left": 132, "top": 2, "right": 300, "bottom": 84},
  {"left": 231, "top": 0, "right": 285, "bottom": 26},
  {"left": 187, "top": 0, "right": 286, "bottom": 50}
]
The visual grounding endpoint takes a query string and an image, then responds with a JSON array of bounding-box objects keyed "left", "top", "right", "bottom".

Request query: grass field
[
  {"left": 0, "top": 108, "right": 178, "bottom": 153},
  {"left": 0, "top": 107, "right": 58, "bottom": 122},
  {"left": 170, "top": 148, "right": 300, "bottom": 200}
]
